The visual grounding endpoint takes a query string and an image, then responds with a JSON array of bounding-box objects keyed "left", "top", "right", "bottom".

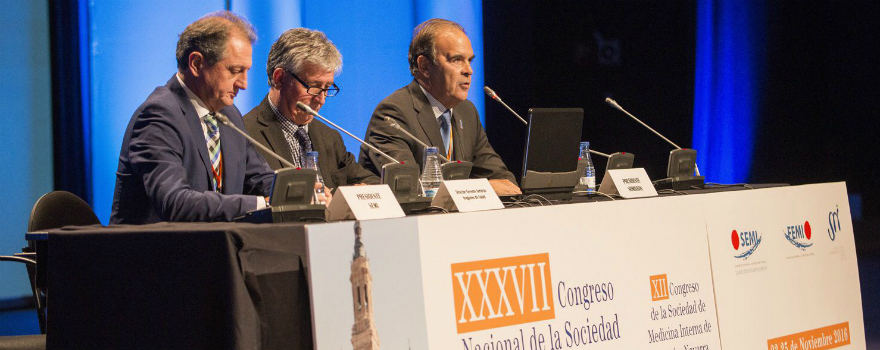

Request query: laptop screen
[{"left": 520, "top": 108, "right": 584, "bottom": 179}]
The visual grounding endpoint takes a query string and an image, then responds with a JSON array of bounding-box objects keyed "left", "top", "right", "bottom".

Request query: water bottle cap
[
  {"left": 306, "top": 151, "right": 319, "bottom": 157},
  {"left": 580, "top": 141, "right": 590, "bottom": 147},
  {"left": 425, "top": 146, "right": 439, "bottom": 154}
]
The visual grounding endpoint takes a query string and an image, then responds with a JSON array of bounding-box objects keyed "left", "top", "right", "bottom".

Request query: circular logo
[
  {"left": 731, "top": 230, "right": 739, "bottom": 250},
  {"left": 804, "top": 221, "right": 811, "bottom": 240}
]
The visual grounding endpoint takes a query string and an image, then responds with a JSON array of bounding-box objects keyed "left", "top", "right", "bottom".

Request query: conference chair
[
  {"left": 0, "top": 191, "right": 99, "bottom": 350},
  {"left": 26, "top": 191, "right": 101, "bottom": 332}
]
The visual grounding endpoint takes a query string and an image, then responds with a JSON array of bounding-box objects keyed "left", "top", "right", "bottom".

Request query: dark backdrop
[
  {"left": 483, "top": 1, "right": 697, "bottom": 184},
  {"left": 483, "top": 0, "right": 880, "bottom": 222}
]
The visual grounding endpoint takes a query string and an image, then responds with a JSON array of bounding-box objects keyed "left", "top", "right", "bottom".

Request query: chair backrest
[{"left": 28, "top": 191, "right": 100, "bottom": 231}]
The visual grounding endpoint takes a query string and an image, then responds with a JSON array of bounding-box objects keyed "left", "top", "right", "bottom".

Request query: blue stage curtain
[
  {"left": 693, "top": 0, "right": 765, "bottom": 183},
  {"left": 230, "top": 0, "right": 302, "bottom": 114}
]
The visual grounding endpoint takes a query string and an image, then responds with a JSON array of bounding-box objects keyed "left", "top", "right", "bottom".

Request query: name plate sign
[
  {"left": 431, "top": 179, "right": 504, "bottom": 213},
  {"left": 326, "top": 185, "right": 405, "bottom": 221},
  {"left": 598, "top": 168, "right": 658, "bottom": 198}
]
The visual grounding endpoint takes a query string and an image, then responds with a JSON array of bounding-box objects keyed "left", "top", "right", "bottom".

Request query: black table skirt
[{"left": 45, "top": 222, "right": 312, "bottom": 350}]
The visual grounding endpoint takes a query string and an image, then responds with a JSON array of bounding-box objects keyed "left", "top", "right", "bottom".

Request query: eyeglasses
[{"left": 287, "top": 70, "right": 340, "bottom": 97}]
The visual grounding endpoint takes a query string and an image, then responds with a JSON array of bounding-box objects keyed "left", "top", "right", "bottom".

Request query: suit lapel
[
  {"left": 256, "top": 98, "right": 295, "bottom": 169},
  {"left": 168, "top": 76, "right": 214, "bottom": 188},
  {"left": 217, "top": 106, "right": 244, "bottom": 194},
  {"left": 450, "top": 113, "right": 462, "bottom": 161},
  {"left": 409, "top": 82, "right": 445, "bottom": 150}
]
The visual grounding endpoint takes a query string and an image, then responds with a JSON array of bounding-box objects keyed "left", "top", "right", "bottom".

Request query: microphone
[
  {"left": 604, "top": 98, "right": 700, "bottom": 176},
  {"left": 295, "top": 102, "right": 400, "bottom": 165},
  {"left": 382, "top": 116, "right": 450, "bottom": 163},
  {"left": 213, "top": 113, "right": 296, "bottom": 168},
  {"left": 484, "top": 86, "right": 527, "bottom": 125},
  {"left": 296, "top": 102, "right": 430, "bottom": 210},
  {"left": 382, "top": 116, "right": 473, "bottom": 181},
  {"left": 589, "top": 149, "right": 610, "bottom": 158}
]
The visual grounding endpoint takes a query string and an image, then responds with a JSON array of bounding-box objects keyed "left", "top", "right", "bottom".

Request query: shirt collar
[
  {"left": 268, "top": 96, "right": 308, "bottom": 132},
  {"left": 418, "top": 83, "right": 453, "bottom": 120},
  {"left": 176, "top": 73, "right": 213, "bottom": 119}
]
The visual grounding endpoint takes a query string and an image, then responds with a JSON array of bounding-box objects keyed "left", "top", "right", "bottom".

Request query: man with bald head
[
  {"left": 111, "top": 11, "right": 275, "bottom": 224},
  {"left": 359, "top": 18, "right": 520, "bottom": 195}
]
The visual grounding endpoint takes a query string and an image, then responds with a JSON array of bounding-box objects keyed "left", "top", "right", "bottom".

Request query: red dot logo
[
  {"left": 804, "top": 221, "right": 811, "bottom": 240},
  {"left": 731, "top": 230, "right": 739, "bottom": 250}
]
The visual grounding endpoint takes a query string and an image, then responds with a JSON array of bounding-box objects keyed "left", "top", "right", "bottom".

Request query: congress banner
[{"left": 307, "top": 195, "right": 723, "bottom": 350}]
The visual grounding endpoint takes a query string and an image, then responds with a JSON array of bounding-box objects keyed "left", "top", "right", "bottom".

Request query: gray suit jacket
[
  {"left": 358, "top": 80, "right": 516, "bottom": 183},
  {"left": 243, "top": 96, "right": 379, "bottom": 189}
]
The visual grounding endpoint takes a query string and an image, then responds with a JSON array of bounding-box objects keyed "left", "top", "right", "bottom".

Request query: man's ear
[
  {"left": 416, "top": 55, "right": 431, "bottom": 79},
  {"left": 188, "top": 52, "right": 204, "bottom": 77},
  {"left": 271, "top": 68, "right": 286, "bottom": 89}
]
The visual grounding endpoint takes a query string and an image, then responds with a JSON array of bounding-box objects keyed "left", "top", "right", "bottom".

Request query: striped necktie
[{"left": 204, "top": 112, "right": 223, "bottom": 192}]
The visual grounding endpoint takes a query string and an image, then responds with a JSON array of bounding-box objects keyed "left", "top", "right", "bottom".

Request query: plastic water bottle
[
  {"left": 579, "top": 142, "right": 596, "bottom": 193},
  {"left": 304, "top": 151, "right": 326, "bottom": 204},
  {"left": 420, "top": 147, "right": 443, "bottom": 197}
]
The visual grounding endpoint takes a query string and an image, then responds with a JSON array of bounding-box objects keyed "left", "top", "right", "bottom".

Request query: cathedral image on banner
[{"left": 351, "top": 223, "right": 381, "bottom": 350}]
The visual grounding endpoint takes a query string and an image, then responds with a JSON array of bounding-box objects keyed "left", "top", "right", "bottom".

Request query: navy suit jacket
[{"left": 110, "top": 75, "right": 275, "bottom": 224}]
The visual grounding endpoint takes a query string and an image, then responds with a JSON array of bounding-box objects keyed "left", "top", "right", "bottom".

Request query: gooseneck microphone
[
  {"left": 484, "top": 86, "right": 528, "bottom": 125},
  {"left": 604, "top": 98, "right": 700, "bottom": 176},
  {"left": 295, "top": 102, "right": 399, "bottom": 164},
  {"left": 382, "top": 116, "right": 451, "bottom": 163},
  {"left": 213, "top": 113, "right": 296, "bottom": 168},
  {"left": 589, "top": 149, "right": 610, "bottom": 158},
  {"left": 488, "top": 86, "right": 610, "bottom": 159}
]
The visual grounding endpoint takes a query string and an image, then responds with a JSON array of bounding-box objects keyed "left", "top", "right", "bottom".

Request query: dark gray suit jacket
[
  {"left": 359, "top": 80, "right": 516, "bottom": 183},
  {"left": 243, "top": 96, "right": 379, "bottom": 189}
]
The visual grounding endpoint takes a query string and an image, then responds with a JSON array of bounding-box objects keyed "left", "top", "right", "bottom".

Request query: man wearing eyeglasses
[
  {"left": 359, "top": 19, "right": 521, "bottom": 196},
  {"left": 243, "top": 28, "right": 379, "bottom": 201}
]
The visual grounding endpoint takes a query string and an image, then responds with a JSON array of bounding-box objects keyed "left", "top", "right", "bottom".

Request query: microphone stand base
[
  {"left": 396, "top": 196, "right": 432, "bottom": 215},
  {"left": 652, "top": 176, "right": 706, "bottom": 191},
  {"left": 235, "top": 204, "right": 327, "bottom": 223}
]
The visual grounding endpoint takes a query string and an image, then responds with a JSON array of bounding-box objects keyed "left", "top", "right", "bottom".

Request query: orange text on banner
[
  {"left": 650, "top": 274, "right": 670, "bottom": 301},
  {"left": 451, "top": 253, "right": 555, "bottom": 334},
  {"left": 767, "top": 322, "right": 851, "bottom": 350}
]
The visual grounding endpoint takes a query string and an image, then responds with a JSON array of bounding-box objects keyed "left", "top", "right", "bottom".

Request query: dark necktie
[{"left": 294, "top": 127, "right": 312, "bottom": 165}]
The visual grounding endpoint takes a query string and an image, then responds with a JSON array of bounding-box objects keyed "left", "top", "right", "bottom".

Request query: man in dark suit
[
  {"left": 359, "top": 19, "right": 521, "bottom": 195},
  {"left": 110, "top": 11, "right": 274, "bottom": 224},
  {"left": 244, "top": 28, "right": 379, "bottom": 196}
]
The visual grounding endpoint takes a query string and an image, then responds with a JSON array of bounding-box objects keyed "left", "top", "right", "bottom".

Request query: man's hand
[
  {"left": 489, "top": 179, "right": 522, "bottom": 196},
  {"left": 316, "top": 182, "right": 333, "bottom": 205}
]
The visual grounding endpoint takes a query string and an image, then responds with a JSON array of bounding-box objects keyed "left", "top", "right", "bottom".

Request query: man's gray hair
[
  {"left": 176, "top": 11, "right": 256, "bottom": 72},
  {"left": 408, "top": 18, "right": 466, "bottom": 77},
  {"left": 266, "top": 28, "right": 342, "bottom": 86}
]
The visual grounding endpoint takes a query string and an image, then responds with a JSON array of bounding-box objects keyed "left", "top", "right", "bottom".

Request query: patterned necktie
[
  {"left": 204, "top": 113, "right": 223, "bottom": 192},
  {"left": 439, "top": 110, "right": 451, "bottom": 154},
  {"left": 294, "top": 127, "right": 312, "bottom": 166}
]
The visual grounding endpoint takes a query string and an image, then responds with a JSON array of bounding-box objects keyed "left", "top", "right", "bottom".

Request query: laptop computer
[{"left": 519, "top": 108, "right": 584, "bottom": 200}]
